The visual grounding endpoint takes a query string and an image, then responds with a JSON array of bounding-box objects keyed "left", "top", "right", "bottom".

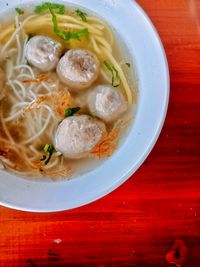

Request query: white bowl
[{"left": 0, "top": 0, "right": 169, "bottom": 212}]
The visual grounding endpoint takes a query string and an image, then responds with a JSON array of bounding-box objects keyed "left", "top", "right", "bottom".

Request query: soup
[{"left": 0, "top": 2, "right": 137, "bottom": 179}]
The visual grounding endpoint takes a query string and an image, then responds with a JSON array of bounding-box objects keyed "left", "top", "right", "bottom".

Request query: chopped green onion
[
  {"left": 126, "top": 63, "right": 131, "bottom": 68},
  {"left": 75, "top": 9, "right": 87, "bottom": 22},
  {"left": 42, "top": 144, "right": 55, "bottom": 165},
  {"left": 56, "top": 27, "right": 89, "bottom": 41},
  {"left": 65, "top": 107, "right": 80, "bottom": 117},
  {"left": 50, "top": 8, "right": 58, "bottom": 31},
  {"left": 15, "top": 7, "right": 24, "bottom": 15},
  {"left": 50, "top": 8, "right": 89, "bottom": 41},
  {"left": 103, "top": 60, "right": 121, "bottom": 87},
  {"left": 35, "top": 4, "right": 89, "bottom": 41},
  {"left": 44, "top": 144, "right": 54, "bottom": 153},
  {"left": 35, "top": 2, "right": 65, "bottom": 14}
]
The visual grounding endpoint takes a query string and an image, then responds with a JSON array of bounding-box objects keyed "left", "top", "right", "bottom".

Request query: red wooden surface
[{"left": 0, "top": 1, "right": 200, "bottom": 266}]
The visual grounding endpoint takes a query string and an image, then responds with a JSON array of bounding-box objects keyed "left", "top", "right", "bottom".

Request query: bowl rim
[{"left": 0, "top": 0, "right": 170, "bottom": 212}]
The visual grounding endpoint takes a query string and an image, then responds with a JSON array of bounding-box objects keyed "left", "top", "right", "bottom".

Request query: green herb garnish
[
  {"left": 44, "top": 144, "right": 54, "bottom": 153},
  {"left": 75, "top": 9, "right": 87, "bottom": 22},
  {"left": 48, "top": 8, "right": 89, "bottom": 41},
  {"left": 103, "top": 60, "right": 121, "bottom": 87},
  {"left": 126, "top": 63, "right": 131, "bottom": 68},
  {"left": 35, "top": 3, "right": 89, "bottom": 41},
  {"left": 34, "top": 3, "right": 89, "bottom": 41},
  {"left": 65, "top": 107, "right": 80, "bottom": 117},
  {"left": 56, "top": 26, "right": 88, "bottom": 40},
  {"left": 41, "top": 144, "right": 55, "bottom": 165},
  {"left": 35, "top": 2, "right": 65, "bottom": 14},
  {"left": 15, "top": 7, "right": 24, "bottom": 15}
]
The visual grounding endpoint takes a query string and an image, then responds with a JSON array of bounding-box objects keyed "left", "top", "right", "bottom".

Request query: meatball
[
  {"left": 56, "top": 49, "right": 100, "bottom": 91},
  {"left": 87, "top": 85, "right": 127, "bottom": 122},
  {"left": 25, "top": 35, "right": 62, "bottom": 72},
  {"left": 54, "top": 115, "right": 106, "bottom": 158}
]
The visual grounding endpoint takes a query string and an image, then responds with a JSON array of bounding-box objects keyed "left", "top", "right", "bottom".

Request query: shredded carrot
[
  {"left": 91, "top": 118, "right": 132, "bottom": 159},
  {"left": 22, "top": 74, "right": 48, "bottom": 83},
  {"left": 52, "top": 90, "right": 73, "bottom": 117},
  {"left": 25, "top": 95, "right": 48, "bottom": 112},
  {"left": 91, "top": 129, "right": 119, "bottom": 159},
  {"left": 24, "top": 88, "right": 73, "bottom": 117}
]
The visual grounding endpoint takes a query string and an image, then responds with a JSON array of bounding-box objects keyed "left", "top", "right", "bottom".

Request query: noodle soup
[{"left": 0, "top": 2, "right": 137, "bottom": 179}]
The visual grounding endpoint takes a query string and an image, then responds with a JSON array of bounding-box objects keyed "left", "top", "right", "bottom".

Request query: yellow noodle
[
  {"left": 90, "top": 37, "right": 101, "bottom": 54},
  {"left": 92, "top": 23, "right": 105, "bottom": 30},
  {"left": 95, "top": 36, "right": 112, "bottom": 52},
  {"left": 26, "top": 18, "right": 97, "bottom": 35},
  {"left": 87, "top": 16, "right": 113, "bottom": 44},
  {"left": 38, "top": 14, "right": 103, "bottom": 35}
]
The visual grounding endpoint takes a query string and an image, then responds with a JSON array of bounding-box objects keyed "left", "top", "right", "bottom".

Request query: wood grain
[{"left": 0, "top": 0, "right": 200, "bottom": 266}]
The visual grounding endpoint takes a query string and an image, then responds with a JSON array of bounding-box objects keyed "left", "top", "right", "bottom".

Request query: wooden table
[{"left": 0, "top": 1, "right": 200, "bottom": 266}]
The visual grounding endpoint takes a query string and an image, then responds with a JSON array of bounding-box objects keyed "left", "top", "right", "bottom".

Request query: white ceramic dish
[{"left": 0, "top": 0, "right": 169, "bottom": 212}]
